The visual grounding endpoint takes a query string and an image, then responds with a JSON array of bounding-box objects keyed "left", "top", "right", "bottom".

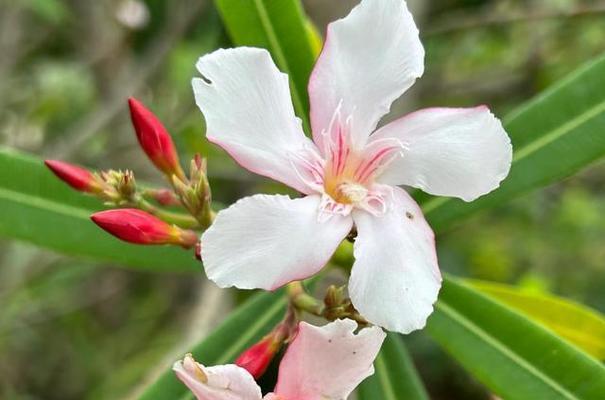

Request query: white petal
[
  {"left": 309, "top": 0, "right": 424, "bottom": 149},
  {"left": 349, "top": 186, "right": 441, "bottom": 334},
  {"left": 193, "top": 47, "right": 319, "bottom": 194},
  {"left": 201, "top": 194, "right": 352, "bottom": 290},
  {"left": 274, "top": 319, "right": 385, "bottom": 399},
  {"left": 372, "top": 106, "right": 513, "bottom": 201},
  {"left": 173, "top": 356, "right": 262, "bottom": 400}
]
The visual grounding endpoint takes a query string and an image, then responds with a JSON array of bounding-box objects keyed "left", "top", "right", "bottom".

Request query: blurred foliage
[{"left": 1, "top": 0, "right": 605, "bottom": 399}]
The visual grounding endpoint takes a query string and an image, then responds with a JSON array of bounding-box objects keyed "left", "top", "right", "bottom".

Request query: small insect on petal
[
  {"left": 90, "top": 208, "right": 197, "bottom": 247},
  {"left": 45, "top": 160, "right": 102, "bottom": 193},
  {"left": 128, "top": 97, "right": 185, "bottom": 179}
]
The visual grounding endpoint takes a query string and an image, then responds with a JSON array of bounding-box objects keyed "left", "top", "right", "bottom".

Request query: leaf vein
[{"left": 436, "top": 302, "right": 579, "bottom": 400}]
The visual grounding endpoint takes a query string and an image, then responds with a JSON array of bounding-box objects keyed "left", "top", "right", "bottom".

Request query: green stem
[
  {"left": 287, "top": 281, "right": 324, "bottom": 316},
  {"left": 135, "top": 197, "right": 200, "bottom": 229},
  {"left": 287, "top": 281, "right": 369, "bottom": 326}
]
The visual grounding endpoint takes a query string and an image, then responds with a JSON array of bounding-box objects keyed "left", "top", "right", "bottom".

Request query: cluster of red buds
[
  {"left": 45, "top": 98, "right": 213, "bottom": 250},
  {"left": 45, "top": 99, "right": 371, "bottom": 384}
]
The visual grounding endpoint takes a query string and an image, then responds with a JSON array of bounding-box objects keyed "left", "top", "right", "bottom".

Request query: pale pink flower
[
  {"left": 174, "top": 319, "right": 386, "bottom": 400},
  {"left": 193, "top": 0, "right": 512, "bottom": 333}
]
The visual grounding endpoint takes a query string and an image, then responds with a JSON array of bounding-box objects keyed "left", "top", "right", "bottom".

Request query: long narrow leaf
[
  {"left": 357, "top": 333, "right": 429, "bottom": 400},
  {"left": 469, "top": 279, "right": 605, "bottom": 360},
  {"left": 0, "top": 148, "right": 198, "bottom": 271},
  {"left": 423, "top": 53, "right": 605, "bottom": 231},
  {"left": 427, "top": 277, "right": 605, "bottom": 399}
]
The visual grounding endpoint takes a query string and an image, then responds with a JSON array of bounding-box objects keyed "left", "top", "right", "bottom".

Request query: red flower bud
[
  {"left": 90, "top": 209, "right": 197, "bottom": 247},
  {"left": 235, "top": 335, "right": 280, "bottom": 379},
  {"left": 128, "top": 97, "right": 185, "bottom": 179},
  {"left": 45, "top": 160, "right": 101, "bottom": 193},
  {"left": 150, "top": 188, "right": 181, "bottom": 206}
]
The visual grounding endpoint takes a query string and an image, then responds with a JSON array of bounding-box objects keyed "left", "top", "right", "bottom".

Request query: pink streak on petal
[{"left": 355, "top": 138, "right": 403, "bottom": 183}]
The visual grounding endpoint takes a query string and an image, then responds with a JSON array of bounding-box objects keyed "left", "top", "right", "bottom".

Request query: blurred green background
[{"left": 1, "top": 0, "right": 605, "bottom": 399}]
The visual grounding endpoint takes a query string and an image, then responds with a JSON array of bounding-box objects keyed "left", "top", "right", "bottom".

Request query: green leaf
[
  {"left": 357, "top": 333, "right": 429, "bottom": 400},
  {"left": 0, "top": 147, "right": 198, "bottom": 271},
  {"left": 427, "top": 276, "right": 605, "bottom": 399},
  {"left": 137, "top": 289, "right": 287, "bottom": 400},
  {"left": 305, "top": 19, "right": 323, "bottom": 58},
  {"left": 468, "top": 279, "right": 605, "bottom": 360},
  {"left": 213, "top": 0, "right": 318, "bottom": 131},
  {"left": 423, "top": 53, "right": 605, "bottom": 231}
]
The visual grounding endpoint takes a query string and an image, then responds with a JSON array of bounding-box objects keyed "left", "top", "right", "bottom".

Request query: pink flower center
[
  {"left": 289, "top": 105, "right": 404, "bottom": 219},
  {"left": 320, "top": 106, "right": 403, "bottom": 208}
]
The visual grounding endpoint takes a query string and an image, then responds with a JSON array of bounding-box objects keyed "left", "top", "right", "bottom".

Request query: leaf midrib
[
  {"left": 475, "top": 287, "right": 605, "bottom": 354},
  {"left": 0, "top": 186, "right": 92, "bottom": 220},
  {"left": 374, "top": 352, "right": 398, "bottom": 400},
  {"left": 512, "top": 100, "right": 605, "bottom": 161},
  {"left": 421, "top": 98, "right": 605, "bottom": 215},
  {"left": 436, "top": 302, "right": 578, "bottom": 400}
]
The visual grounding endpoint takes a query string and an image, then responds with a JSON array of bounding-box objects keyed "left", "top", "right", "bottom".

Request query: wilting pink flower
[
  {"left": 193, "top": 0, "right": 512, "bottom": 333},
  {"left": 174, "top": 319, "right": 386, "bottom": 400}
]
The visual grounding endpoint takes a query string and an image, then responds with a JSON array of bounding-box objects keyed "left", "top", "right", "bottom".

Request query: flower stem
[
  {"left": 141, "top": 187, "right": 183, "bottom": 207},
  {"left": 287, "top": 281, "right": 324, "bottom": 316},
  {"left": 287, "top": 281, "right": 369, "bottom": 326},
  {"left": 135, "top": 197, "right": 200, "bottom": 229}
]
